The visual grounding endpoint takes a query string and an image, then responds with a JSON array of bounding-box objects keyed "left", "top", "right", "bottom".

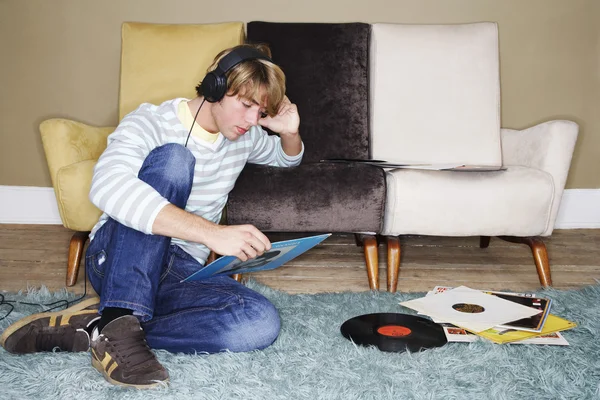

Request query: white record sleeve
[{"left": 400, "top": 286, "right": 542, "bottom": 332}]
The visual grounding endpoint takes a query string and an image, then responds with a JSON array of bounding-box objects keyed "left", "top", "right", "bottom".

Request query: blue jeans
[{"left": 85, "top": 143, "right": 280, "bottom": 354}]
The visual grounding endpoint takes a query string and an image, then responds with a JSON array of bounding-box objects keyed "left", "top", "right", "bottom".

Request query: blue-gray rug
[{"left": 1, "top": 282, "right": 599, "bottom": 400}]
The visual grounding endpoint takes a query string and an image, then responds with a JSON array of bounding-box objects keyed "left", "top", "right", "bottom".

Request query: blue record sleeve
[{"left": 182, "top": 233, "right": 332, "bottom": 282}]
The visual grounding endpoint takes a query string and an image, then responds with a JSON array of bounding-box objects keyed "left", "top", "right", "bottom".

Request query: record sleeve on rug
[
  {"left": 483, "top": 291, "right": 551, "bottom": 332},
  {"left": 473, "top": 314, "right": 576, "bottom": 344},
  {"left": 429, "top": 286, "right": 552, "bottom": 332},
  {"left": 423, "top": 287, "right": 574, "bottom": 345},
  {"left": 439, "top": 324, "right": 571, "bottom": 346},
  {"left": 400, "top": 286, "right": 542, "bottom": 332}
]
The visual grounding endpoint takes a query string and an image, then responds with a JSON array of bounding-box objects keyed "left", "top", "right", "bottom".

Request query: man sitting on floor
[{"left": 1, "top": 43, "right": 303, "bottom": 389}]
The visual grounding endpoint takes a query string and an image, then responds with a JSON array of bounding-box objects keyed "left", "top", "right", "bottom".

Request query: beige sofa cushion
[
  {"left": 382, "top": 166, "right": 554, "bottom": 237},
  {"left": 370, "top": 23, "right": 502, "bottom": 166}
]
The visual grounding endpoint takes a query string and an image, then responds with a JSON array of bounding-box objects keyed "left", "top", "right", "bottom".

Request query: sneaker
[
  {"left": 0, "top": 296, "right": 100, "bottom": 354},
  {"left": 91, "top": 315, "right": 169, "bottom": 389}
]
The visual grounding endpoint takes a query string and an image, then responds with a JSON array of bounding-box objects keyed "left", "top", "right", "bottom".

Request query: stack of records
[{"left": 400, "top": 286, "right": 576, "bottom": 345}]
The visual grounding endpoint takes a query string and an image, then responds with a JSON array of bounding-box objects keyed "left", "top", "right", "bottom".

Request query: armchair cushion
[
  {"left": 39, "top": 118, "right": 114, "bottom": 231},
  {"left": 56, "top": 160, "right": 103, "bottom": 231},
  {"left": 119, "top": 22, "right": 244, "bottom": 120},
  {"left": 40, "top": 119, "right": 114, "bottom": 183},
  {"left": 382, "top": 166, "right": 554, "bottom": 237},
  {"left": 227, "top": 163, "right": 386, "bottom": 233},
  {"left": 370, "top": 23, "right": 502, "bottom": 166}
]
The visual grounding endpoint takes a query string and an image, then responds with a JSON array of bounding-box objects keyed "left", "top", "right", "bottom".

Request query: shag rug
[{"left": 1, "top": 282, "right": 599, "bottom": 400}]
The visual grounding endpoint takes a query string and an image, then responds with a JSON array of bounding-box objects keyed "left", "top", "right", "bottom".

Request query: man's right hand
[
  {"left": 152, "top": 204, "right": 271, "bottom": 261},
  {"left": 204, "top": 224, "right": 271, "bottom": 262}
]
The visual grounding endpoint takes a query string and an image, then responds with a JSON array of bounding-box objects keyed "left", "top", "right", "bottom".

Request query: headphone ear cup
[
  {"left": 212, "top": 74, "right": 227, "bottom": 102},
  {"left": 202, "top": 72, "right": 227, "bottom": 103},
  {"left": 201, "top": 72, "right": 218, "bottom": 103}
]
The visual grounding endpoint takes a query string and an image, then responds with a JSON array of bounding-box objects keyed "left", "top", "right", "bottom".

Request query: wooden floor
[{"left": 1, "top": 224, "right": 599, "bottom": 295}]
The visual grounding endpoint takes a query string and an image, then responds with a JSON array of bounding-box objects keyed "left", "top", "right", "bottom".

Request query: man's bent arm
[
  {"left": 152, "top": 204, "right": 271, "bottom": 261},
  {"left": 280, "top": 130, "right": 302, "bottom": 157}
]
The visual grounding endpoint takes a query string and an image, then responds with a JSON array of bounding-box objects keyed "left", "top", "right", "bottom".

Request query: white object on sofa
[{"left": 369, "top": 22, "right": 578, "bottom": 290}]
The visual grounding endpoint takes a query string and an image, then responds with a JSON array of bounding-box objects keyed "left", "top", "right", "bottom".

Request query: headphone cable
[
  {"left": 0, "top": 270, "right": 89, "bottom": 324},
  {"left": 185, "top": 98, "right": 206, "bottom": 148},
  {"left": 1, "top": 98, "right": 205, "bottom": 325}
]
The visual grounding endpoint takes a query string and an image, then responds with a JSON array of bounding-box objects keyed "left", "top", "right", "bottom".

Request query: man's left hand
[{"left": 258, "top": 96, "right": 300, "bottom": 136}]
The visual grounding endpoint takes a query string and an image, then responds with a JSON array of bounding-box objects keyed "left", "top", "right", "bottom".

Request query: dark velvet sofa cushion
[
  {"left": 247, "top": 22, "right": 371, "bottom": 162},
  {"left": 227, "top": 163, "right": 386, "bottom": 233},
  {"left": 227, "top": 22, "right": 385, "bottom": 233}
]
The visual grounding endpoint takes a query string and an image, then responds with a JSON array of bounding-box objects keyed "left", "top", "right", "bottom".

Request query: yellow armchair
[
  {"left": 40, "top": 22, "right": 244, "bottom": 286},
  {"left": 40, "top": 119, "right": 114, "bottom": 286}
]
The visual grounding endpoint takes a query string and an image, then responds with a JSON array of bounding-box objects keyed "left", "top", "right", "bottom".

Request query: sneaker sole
[
  {"left": 91, "top": 355, "right": 169, "bottom": 389},
  {"left": 0, "top": 296, "right": 100, "bottom": 350}
]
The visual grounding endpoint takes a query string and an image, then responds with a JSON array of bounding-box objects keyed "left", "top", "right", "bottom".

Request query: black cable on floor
[{"left": 0, "top": 273, "right": 89, "bottom": 323}]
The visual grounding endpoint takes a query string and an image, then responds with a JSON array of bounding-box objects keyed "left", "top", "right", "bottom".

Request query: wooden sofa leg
[
  {"left": 386, "top": 236, "right": 401, "bottom": 293},
  {"left": 480, "top": 236, "right": 491, "bottom": 248},
  {"left": 208, "top": 250, "right": 242, "bottom": 283},
  {"left": 207, "top": 251, "right": 217, "bottom": 264},
  {"left": 362, "top": 235, "right": 379, "bottom": 290},
  {"left": 498, "top": 236, "right": 552, "bottom": 287},
  {"left": 67, "top": 231, "right": 90, "bottom": 287}
]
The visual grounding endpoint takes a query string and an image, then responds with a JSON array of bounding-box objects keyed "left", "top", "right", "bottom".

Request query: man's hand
[
  {"left": 259, "top": 96, "right": 300, "bottom": 136},
  {"left": 203, "top": 224, "right": 271, "bottom": 262},
  {"left": 152, "top": 204, "right": 271, "bottom": 262},
  {"left": 258, "top": 96, "right": 302, "bottom": 157}
]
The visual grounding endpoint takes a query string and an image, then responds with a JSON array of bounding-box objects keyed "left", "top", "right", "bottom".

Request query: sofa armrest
[
  {"left": 501, "top": 119, "right": 578, "bottom": 235},
  {"left": 39, "top": 118, "right": 114, "bottom": 187}
]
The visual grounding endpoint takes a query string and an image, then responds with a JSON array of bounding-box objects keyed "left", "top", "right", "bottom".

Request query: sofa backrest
[
  {"left": 118, "top": 22, "right": 244, "bottom": 120},
  {"left": 247, "top": 22, "right": 371, "bottom": 163},
  {"left": 370, "top": 23, "right": 502, "bottom": 166}
]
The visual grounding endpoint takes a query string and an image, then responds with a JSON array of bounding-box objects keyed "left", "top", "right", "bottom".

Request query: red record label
[{"left": 377, "top": 325, "right": 412, "bottom": 337}]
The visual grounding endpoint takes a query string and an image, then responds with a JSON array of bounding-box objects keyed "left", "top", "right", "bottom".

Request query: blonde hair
[{"left": 196, "top": 44, "right": 286, "bottom": 117}]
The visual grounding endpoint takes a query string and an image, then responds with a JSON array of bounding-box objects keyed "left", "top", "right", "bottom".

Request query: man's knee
[
  {"left": 222, "top": 295, "right": 281, "bottom": 352},
  {"left": 139, "top": 144, "right": 196, "bottom": 201},
  {"left": 143, "top": 292, "right": 281, "bottom": 354}
]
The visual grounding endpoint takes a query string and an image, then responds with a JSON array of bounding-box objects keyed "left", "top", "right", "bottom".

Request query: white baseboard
[
  {"left": 0, "top": 186, "right": 62, "bottom": 224},
  {"left": 553, "top": 189, "right": 600, "bottom": 229},
  {"left": 1, "top": 185, "right": 599, "bottom": 229}
]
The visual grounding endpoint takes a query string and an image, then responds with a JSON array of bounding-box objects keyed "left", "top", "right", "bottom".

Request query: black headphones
[{"left": 201, "top": 47, "right": 272, "bottom": 103}]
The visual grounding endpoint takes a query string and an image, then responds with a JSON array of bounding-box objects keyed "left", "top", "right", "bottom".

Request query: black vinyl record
[{"left": 340, "top": 313, "right": 447, "bottom": 353}]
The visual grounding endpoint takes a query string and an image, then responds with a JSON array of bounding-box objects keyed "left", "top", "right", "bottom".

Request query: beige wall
[{"left": 1, "top": 0, "right": 598, "bottom": 188}]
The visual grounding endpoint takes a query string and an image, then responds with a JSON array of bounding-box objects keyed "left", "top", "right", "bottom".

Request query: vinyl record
[{"left": 340, "top": 313, "right": 447, "bottom": 353}]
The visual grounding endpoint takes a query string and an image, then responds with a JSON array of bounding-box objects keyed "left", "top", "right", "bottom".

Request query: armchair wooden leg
[
  {"left": 386, "top": 236, "right": 401, "bottom": 293},
  {"left": 498, "top": 236, "right": 552, "bottom": 287},
  {"left": 362, "top": 235, "right": 379, "bottom": 290},
  {"left": 67, "top": 231, "right": 90, "bottom": 287}
]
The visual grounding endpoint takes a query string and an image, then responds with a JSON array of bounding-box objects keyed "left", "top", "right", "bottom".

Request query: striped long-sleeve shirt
[{"left": 89, "top": 98, "right": 303, "bottom": 265}]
